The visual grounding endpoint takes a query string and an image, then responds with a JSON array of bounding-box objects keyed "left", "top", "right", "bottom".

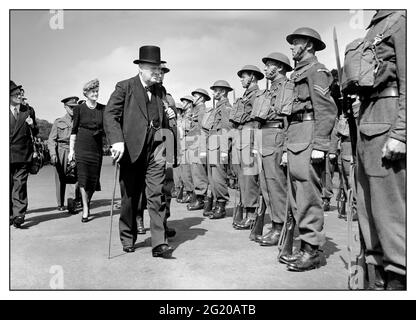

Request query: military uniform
[
  {"left": 230, "top": 84, "right": 260, "bottom": 213},
  {"left": 203, "top": 96, "right": 232, "bottom": 215},
  {"left": 48, "top": 112, "right": 80, "bottom": 211},
  {"left": 187, "top": 89, "right": 211, "bottom": 210},
  {"left": 356, "top": 10, "right": 406, "bottom": 287},
  {"left": 286, "top": 55, "right": 337, "bottom": 246},
  {"left": 253, "top": 76, "right": 289, "bottom": 240}
]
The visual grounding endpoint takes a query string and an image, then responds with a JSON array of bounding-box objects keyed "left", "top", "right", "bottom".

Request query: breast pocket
[{"left": 56, "top": 122, "right": 70, "bottom": 140}]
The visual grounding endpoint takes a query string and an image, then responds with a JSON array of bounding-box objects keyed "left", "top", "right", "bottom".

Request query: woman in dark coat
[{"left": 68, "top": 79, "right": 105, "bottom": 222}]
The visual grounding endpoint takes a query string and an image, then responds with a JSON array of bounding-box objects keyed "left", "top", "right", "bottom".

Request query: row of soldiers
[{"left": 169, "top": 13, "right": 406, "bottom": 290}]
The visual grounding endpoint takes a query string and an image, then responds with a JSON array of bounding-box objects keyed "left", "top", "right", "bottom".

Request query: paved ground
[{"left": 11, "top": 157, "right": 356, "bottom": 290}]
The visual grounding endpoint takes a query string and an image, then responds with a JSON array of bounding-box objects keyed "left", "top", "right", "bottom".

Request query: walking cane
[{"left": 108, "top": 160, "right": 119, "bottom": 259}]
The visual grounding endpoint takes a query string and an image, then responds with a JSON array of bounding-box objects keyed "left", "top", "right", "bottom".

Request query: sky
[{"left": 10, "top": 9, "right": 376, "bottom": 122}]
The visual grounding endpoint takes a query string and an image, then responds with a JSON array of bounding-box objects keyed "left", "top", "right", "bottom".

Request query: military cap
[
  {"left": 210, "top": 80, "right": 233, "bottom": 91},
  {"left": 286, "top": 27, "right": 326, "bottom": 51},
  {"left": 176, "top": 102, "right": 184, "bottom": 110},
  {"left": 191, "top": 88, "right": 211, "bottom": 102},
  {"left": 161, "top": 63, "right": 170, "bottom": 74},
  {"left": 78, "top": 99, "right": 86, "bottom": 105},
  {"left": 237, "top": 65, "right": 265, "bottom": 80},
  {"left": 61, "top": 96, "right": 79, "bottom": 104},
  {"left": 180, "top": 95, "right": 194, "bottom": 104},
  {"left": 10, "top": 80, "right": 22, "bottom": 93},
  {"left": 262, "top": 52, "right": 293, "bottom": 71}
]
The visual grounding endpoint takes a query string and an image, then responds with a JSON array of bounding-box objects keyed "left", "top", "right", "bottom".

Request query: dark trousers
[
  {"left": 287, "top": 121, "right": 325, "bottom": 247},
  {"left": 357, "top": 96, "right": 406, "bottom": 276},
  {"left": 10, "top": 162, "right": 29, "bottom": 219},
  {"left": 119, "top": 133, "right": 167, "bottom": 249}
]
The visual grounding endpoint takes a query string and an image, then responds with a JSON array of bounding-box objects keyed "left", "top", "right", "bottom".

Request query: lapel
[
  {"left": 132, "top": 75, "right": 149, "bottom": 121},
  {"left": 13, "top": 105, "right": 29, "bottom": 136}
]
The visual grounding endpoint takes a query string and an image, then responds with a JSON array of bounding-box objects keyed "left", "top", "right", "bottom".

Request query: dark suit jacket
[
  {"left": 10, "top": 104, "right": 38, "bottom": 164},
  {"left": 104, "top": 75, "right": 170, "bottom": 164}
]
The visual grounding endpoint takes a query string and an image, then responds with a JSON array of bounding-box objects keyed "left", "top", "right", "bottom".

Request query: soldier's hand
[
  {"left": 311, "top": 149, "right": 325, "bottom": 163},
  {"left": 68, "top": 151, "right": 75, "bottom": 162},
  {"left": 382, "top": 137, "right": 406, "bottom": 161},
  {"left": 50, "top": 155, "right": 57, "bottom": 166},
  {"left": 165, "top": 107, "right": 176, "bottom": 120},
  {"left": 220, "top": 152, "right": 228, "bottom": 164},
  {"left": 280, "top": 152, "right": 288, "bottom": 167},
  {"left": 329, "top": 153, "right": 337, "bottom": 163},
  {"left": 111, "top": 142, "right": 125, "bottom": 163}
]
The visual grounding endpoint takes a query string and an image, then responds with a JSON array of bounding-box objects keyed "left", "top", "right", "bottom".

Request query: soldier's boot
[
  {"left": 203, "top": 196, "right": 214, "bottom": 217},
  {"left": 259, "top": 222, "right": 284, "bottom": 246},
  {"left": 209, "top": 200, "right": 227, "bottom": 219},
  {"left": 323, "top": 198, "right": 331, "bottom": 212},
  {"left": 187, "top": 194, "right": 205, "bottom": 211},
  {"left": 234, "top": 208, "right": 256, "bottom": 230},
  {"left": 171, "top": 186, "right": 180, "bottom": 199},
  {"left": 137, "top": 215, "right": 146, "bottom": 235},
  {"left": 232, "top": 204, "right": 244, "bottom": 227},
  {"left": 287, "top": 242, "right": 321, "bottom": 272},
  {"left": 178, "top": 191, "right": 192, "bottom": 204},
  {"left": 279, "top": 249, "right": 303, "bottom": 265},
  {"left": 67, "top": 198, "right": 76, "bottom": 214},
  {"left": 386, "top": 271, "right": 406, "bottom": 290},
  {"left": 367, "top": 264, "right": 387, "bottom": 290}
]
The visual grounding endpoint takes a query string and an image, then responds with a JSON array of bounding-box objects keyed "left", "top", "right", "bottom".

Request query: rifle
[
  {"left": 334, "top": 27, "right": 365, "bottom": 290},
  {"left": 249, "top": 195, "right": 266, "bottom": 241},
  {"left": 277, "top": 172, "right": 295, "bottom": 258},
  {"left": 232, "top": 176, "right": 244, "bottom": 227}
]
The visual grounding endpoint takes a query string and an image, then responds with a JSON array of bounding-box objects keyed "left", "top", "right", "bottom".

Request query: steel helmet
[
  {"left": 180, "top": 95, "right": 194, "bottom": 104},
  {"left": 286, "top": 27, "right": 326, "bottom": 51},
  {"left": 262, "top": 52, "right": 293, "bottom": 71},
  {"left": 191, "top": 88, "right": 211, "bottom": 101},
  {"left": 237, "top": 65, "right": 265, "bottom": 80},
  {"left": 210, "top": 80, "right": 233, "bottom": 91}
]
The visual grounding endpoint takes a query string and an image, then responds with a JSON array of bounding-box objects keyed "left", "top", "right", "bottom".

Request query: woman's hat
[
  {"left": 133, "top": 45, "right": 166, "bottom": 65},
  {"left": 83, "top": 79, "right": 100, "bottom": 93}
]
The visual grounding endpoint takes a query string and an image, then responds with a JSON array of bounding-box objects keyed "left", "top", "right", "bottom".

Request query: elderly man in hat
[
  {"left": 104, "top": 45, "right": 175, "bottom": 258},
  {"left": 176, "top": 95, "right": 195, "bottom": 204},
  {"left": 10, "top": 81, "right": 38, "bottom": 228},
  {"left": 199, "top": 80, "right": 233, "bottom": 219},
  {"left": 186, "top": 88, "right": 211, "bottom": 211},
  {"left": 243, "top": 53, "right": 292, "bottom": 247},
  {"left": 279, "top": 28, "right": 337, "bottom": 271},
  {"left": 229, "top": 65, "right": 263, "bottom": 229},
  {"left": 48, "top": 96, "right": 81, "bottom": 214}
]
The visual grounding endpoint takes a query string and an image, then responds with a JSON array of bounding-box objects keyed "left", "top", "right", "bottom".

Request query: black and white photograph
[{"left": 5, "top": 2, "right": 411, "bottom": 299}]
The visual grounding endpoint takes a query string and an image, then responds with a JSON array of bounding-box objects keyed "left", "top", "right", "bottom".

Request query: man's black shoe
[
  {"left": 13, "top": 215, "right": 25, "bottom": 228},
  {"left": 287, "top": 244, "right": 321, "bottom": 272},
  {"left": 152, "top": 244, "right": 174, "bottom": 258},
  {"left": 123, "top": 247, "right": 135, "bottom": 253},
  {"left": 187, "top": 195, "right": 205, "bottom": 211}
]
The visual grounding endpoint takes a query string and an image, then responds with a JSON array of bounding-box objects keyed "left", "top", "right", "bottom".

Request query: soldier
[
  {"left": 177, "top": 95, "right": 195, "bottom": 204},
  {"left": 172, "top": 101, "right": 185, "bottom": 199},
  {"left": 48, "top": 96, "right": 81, "bottom": 214},
  {"left": 243, "top": 53, "right": 292, "bottom": 247},
  {"left": 229, "top": 65, "right": 262, "bottom": 229},
  {"left": 280, "top": 28, "right": 337, "bottom": 271},
  {"left": 201, "top": 80, "right": 233, "bottom": 219},
  {"left": 187, "top": 88, "right": 211, "bottom": 211},
  {"left": 355, "top": 10, "right": 406, "bottom": 289}
]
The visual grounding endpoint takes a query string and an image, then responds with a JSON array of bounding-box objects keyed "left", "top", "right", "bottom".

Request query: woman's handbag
[{"left": 65, "top": 159, "right": 77, "bottom": 184}]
